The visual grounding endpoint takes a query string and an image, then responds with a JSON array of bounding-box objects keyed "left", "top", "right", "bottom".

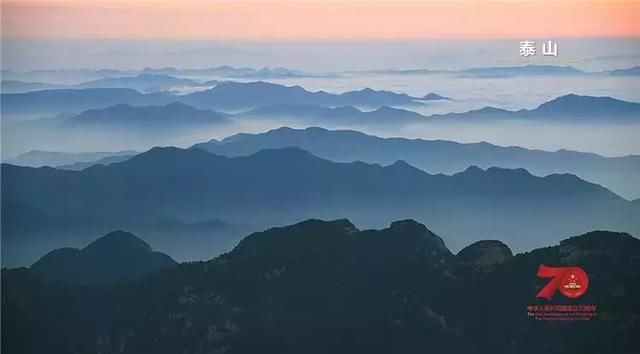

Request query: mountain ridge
[
  {"left": 3, "top": 145, "right": 638, "bottom": 267},
  {"left": 30, "top": 230, "right": 176, "bottom": 286},
  {"left": 2, "top": 219, "right": 639, "bottom": 354},
  {"left": 193, "top": 126, "right": 640, "bottom": 199}
]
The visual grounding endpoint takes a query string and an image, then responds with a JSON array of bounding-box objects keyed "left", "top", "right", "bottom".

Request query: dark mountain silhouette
[
  {"left": 0, "top": 88, "right": 170, "bottom": 114},
  {"left": 5, "top": 150, "right": 137, "bottom": 168},
  {"left": 2, "top": 146, "right": 638, "bottom": 267},
  {"left": 2, "top": 219, "right": 638, "bottom": 354},
  {"left": 65, "top": 102, "right": 230, "bottom": 130},
  {"left": 74, "top": 74, "right": 202, "bottom": 93},
  {"left": 243, "top": 104, "right": 427, "bottom": 124},
  {"left": 432, "top": 94, "right": 640, "bottom": 121},
  {"left": 30, "top": 230, "right": 176, "bottom": 286},
  {"left": 457, "top": 240, "right": 512, "bottom": 272},
  {"left": 179, "top": 81, "right": 424, "bottom": 110},
  {"left": 192, "top": 127, "right": 640, "bottom": 199}
]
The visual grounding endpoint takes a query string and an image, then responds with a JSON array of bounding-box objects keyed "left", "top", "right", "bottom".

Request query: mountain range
[
  {"left": 235, "top": 93, "right": 640, "bottom": 123},
  {"left": 193, "top": 126, "right": 640, "bottom": 199},
  {"left": 73, "top": 74, "right": 204, "bottom": 93},
  {"left": 242, "top": 104, "right": 427, "bottom": 124},
  {"left": 0, "top": 66, "right": 324, "bottom": 84},
  {"left": 606, "top": 65, "right": 640, "bottom": 76},
  {"left": 4, "top": 64, "right": 639, "bottom": 86},
  {"left": 456, "top": 64, "right": 587, "bottom": 77},
  {"left": 430, "top": 94, "right": 640, "bottom": 121},
  {"left": 3, "top": 146, "right": 638, "bottom": 266},
  {"left": 179, "top": 81, "right": 426, "bottom": 110},
  {"left": 64, "top": 102, "right": 230, "bottom": 130},
  {"left": 3, "top": 78, "right": 638, "bottom": 124},
  {"left": 0, "top": 88, "right": 170, "bottom": 113},
  {"left": 346, "top": 64, "right": 640, "bottom": 77},
  {"left": 1, "top": 80, "right": 63, "bottom": 93},
  {"left": 4, "top": 150, "right": 137, "bottom": 168},
  {"left": 2, "top": 219, "right": 638, "bottom": 353},
  {"left": 0, "top": 81, "right": 428, "bottom": 114},
  {"left": 2, "top": 74, "right": 213, "bottom": 94}
]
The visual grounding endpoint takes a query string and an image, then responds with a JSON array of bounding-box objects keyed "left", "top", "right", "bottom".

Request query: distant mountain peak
[
  {"left": 83, "top": 230, "right": 152, "bottom": 254},
  {"left": 532, "top": 94, "right": 640, "bottom": 117},
  {"left": 421, "top": 92, "right": 451, "bottom": 101},
  {"left": 30, "top": 230, "right": 176, "bottom": 286},
  {"left": 462, "top": 165, "right": 484, "bottom": 173}
]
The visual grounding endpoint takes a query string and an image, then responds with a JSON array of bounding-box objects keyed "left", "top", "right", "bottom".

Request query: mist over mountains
[
  {"left": 65, "top": 102, "right": 230, "bottom": 130},
  {"left": 193, "top": 127, "right": 640, "bottom": 199},
  {"left": 5, "top": 150, "right": 136, "bottom": 168},
  {"left": 4, "top": 78, "right": 638, "bottom": 125},
  {"left": 3, "top": 146, "right": 638, "bottom": 266},
  {"left": 1, "top": 47, "right": 640, "bottom": 354},
  {"left": 2, "top": 19, "right": 640, "bottom": 354},
  {"left": 431, "top": 94, "right": 640, "bottom": 122}
]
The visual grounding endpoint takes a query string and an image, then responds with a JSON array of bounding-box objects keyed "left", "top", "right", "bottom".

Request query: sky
[
  {"left": 1, "top": 1, "right": 639, "bottom": 71},
  {"left": 2, "top": 0, "right": 639, "bottom": 40}
]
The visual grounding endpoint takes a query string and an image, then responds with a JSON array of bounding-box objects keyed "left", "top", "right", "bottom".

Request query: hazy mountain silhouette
[
  {"left": 1, "top": 66, "right": 321, "bottom": 84},
  {"left": 65, "top": 102, "right": 230, "bottom": 130},
  {"left": 431, "top": 94, "right": 640, "bottom": 121},
  {"left": 356, "top": 64, "right": 591, "bottom": 77},
  {"left": 240, "top": 93, "right": 639, "bottom": 123},
  {"left": 457, "top": 64, "right": 587, "bottom": 77},
  {"left": 5, "top": 150, "right": 137, "bottom": 168},
  {"left": 1, "top": 80, "right": 64, "bottom": 93},
  {"left": 2, "top": 219, "right": 638, "bottom": 354},
  {"left": 57, "top": 154, "right": 135, "bottom": 170},
  {"left": 420, "top": 92, "right": 451, "bottom": 100},
  {"left": 1, "top": 88, "right": 170, "bottom": 114},
  {"left": 606, "top": 65, "right": 640, "bottom": 76},
  {"left": 3, "top": 146, "right": 638, "bottom": 267},
  {"left": 30, "top": 230, "right": 176, "bottom": 286},
  {"left": 192, "top": 126, "right": 640, "bottom": 199},
  {"left": 139, "top": 65, "right": 319, "bottom": 79},
  {"left": 243, "top": 104, "right": 427, "bottom": 124},
  {"left": 179, "top": 81, "right": 424, "bottom": 110},
  {"left": 74, "top": 74, "right": 202, "bottom": 93},
  {"left": 1, "top": 81, "right": 425, "bottom": 113}
]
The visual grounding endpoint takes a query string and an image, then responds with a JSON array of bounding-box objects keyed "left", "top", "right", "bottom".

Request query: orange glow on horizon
[{"left": 2, "top": 0, "right": 639, "bottom": 40}]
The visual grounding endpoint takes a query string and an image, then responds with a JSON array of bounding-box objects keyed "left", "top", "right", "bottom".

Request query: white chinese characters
[
  {"left": 542, "top": 40, "right": 558, "bottom": 56},
  {"left": 519, "top": 40, "right": 558, "bottom": 57},
  {"left": 519, "top": 41, "right": 536, "bottom": 57}
]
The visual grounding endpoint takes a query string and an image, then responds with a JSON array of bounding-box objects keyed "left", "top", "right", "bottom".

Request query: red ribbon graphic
[{"left": 536, "top": 264, "right": 589, "bottom": 300}]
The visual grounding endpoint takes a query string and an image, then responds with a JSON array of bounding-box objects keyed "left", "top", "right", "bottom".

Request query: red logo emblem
[{"left": 536, "top": 264, "right": 589, "bottom": 300}]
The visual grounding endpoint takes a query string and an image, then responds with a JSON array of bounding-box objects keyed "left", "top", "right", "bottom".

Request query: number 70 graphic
[{"left": 536, "top": 264, "right": 590, "bottom": 300}]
